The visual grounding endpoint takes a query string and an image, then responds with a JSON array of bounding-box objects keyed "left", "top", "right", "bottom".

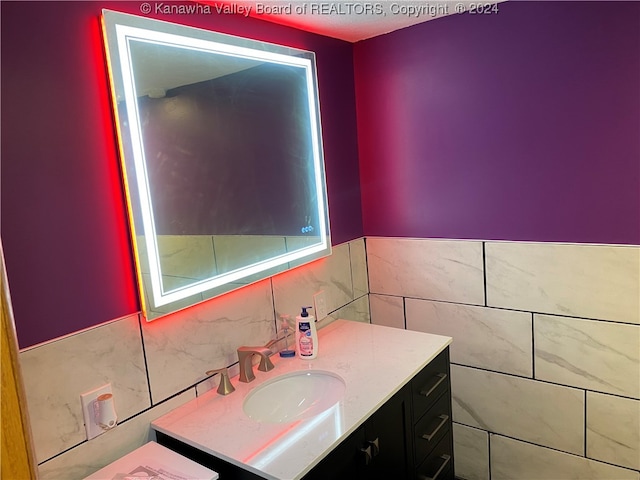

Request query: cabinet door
[
  {"left": 361, "top": 385, "right": 412, "bottom": 480},
  {"left": 305, "top": 385, "right": 412, "bottom": 480},
  {"left": 303, "top": 426, "right": 365, "bottom": 480}
]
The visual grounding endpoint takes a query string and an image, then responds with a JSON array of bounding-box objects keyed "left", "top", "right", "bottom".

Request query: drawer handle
[
  {"left": 418, "top": 454, "right": 451, "bottom": 480},
  {"left": 419, "top": 373, "right": 448, "bottom": 398},
  {"left": 420, "top": 414, "right": 449, "bottom": 442}
]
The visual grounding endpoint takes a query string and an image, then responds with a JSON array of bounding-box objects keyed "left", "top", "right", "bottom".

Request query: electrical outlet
[
  {"left": 81, "top": 384, "right": 115, "bottom": 440},
  {"left": 313, "top": 291, "right": 328, "bottom": 320}
]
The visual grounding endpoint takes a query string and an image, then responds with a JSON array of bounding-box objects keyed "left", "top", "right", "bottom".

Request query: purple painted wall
[
  {"left": 1, "top": 1, "right": 361, "bottom": 348},
  {"left": 4, "top": 1, "right": 638, "bottom": 348},
  {"left": 355, "top": 1, "right": 640, "bottom": 245}
]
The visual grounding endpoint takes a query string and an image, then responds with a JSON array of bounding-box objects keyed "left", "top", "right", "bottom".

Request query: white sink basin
[{"left": 243, "top": 370, "right": 346, "bottom": 423}]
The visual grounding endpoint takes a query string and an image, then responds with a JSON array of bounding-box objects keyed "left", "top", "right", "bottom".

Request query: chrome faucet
[{"left": 237, "top": 345, "right": 275, "bottom": 383}]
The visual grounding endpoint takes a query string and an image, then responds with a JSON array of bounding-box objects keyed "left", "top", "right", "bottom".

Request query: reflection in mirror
[{"left": 102, "top": 10, "right": 331, "bottom": 320}]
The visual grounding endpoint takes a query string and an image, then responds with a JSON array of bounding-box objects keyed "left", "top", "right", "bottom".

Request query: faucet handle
[
  {"left": 257, "top": 354, "right": 275, "bottom": 373},
  {"left": 205, "top": 367, "right": 235, "bottom": 395},
  {"left": 257, "top": 342, "right": 276, "bottom": 372}
]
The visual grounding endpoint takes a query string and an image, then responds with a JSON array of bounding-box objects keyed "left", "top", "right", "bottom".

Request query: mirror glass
[{"left": 102, "top": 10, "right": 331, "bottom": 320}]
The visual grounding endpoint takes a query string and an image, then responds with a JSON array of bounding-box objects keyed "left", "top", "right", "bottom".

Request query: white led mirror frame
[{"left": 101, "top": 10, "right": 331, "bottom": 320}]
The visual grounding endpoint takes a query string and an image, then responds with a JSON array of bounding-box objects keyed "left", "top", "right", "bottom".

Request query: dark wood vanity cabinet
[
  {"left": 308, "top": 347, "right": 454, "bottom": 480},
  {"left": 157, "top": 348, "right": 453, "bottom": 480}
]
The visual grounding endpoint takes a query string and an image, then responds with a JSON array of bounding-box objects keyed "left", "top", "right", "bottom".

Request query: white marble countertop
[{"left": 152, "top": 320, "right": 452, "bottom": 480}]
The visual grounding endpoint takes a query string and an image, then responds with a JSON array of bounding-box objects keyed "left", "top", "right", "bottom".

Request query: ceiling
[
  {"left": 131, "top": 0, "right": 505, "bottom": 96},
  {"left": 222, "top": 0, "right": 500, "bottom": 42}
]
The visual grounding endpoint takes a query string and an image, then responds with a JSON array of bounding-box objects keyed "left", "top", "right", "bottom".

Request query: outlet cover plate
[
  {"left": 81, "top": 384, "right": 113, "bottom": 440},
  {"left": 313, "top": 291, "right": 328, "bottom": 320}
]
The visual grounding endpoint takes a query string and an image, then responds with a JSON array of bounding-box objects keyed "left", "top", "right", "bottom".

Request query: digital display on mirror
[{"left": 101, "top": 10, "right": 331, "bottom": 319}]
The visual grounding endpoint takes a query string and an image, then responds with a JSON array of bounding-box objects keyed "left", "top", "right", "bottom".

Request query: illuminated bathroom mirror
[{"left": 102, "top": 10, "right": 331, "bottom": 320}]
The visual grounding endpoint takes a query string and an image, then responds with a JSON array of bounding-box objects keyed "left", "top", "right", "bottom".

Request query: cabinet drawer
[
  {"left": 414, "top": 391, "right": 451, "bottom": 466},
  {"left": 412, "top": 348, "right": 450, "bottom": 420},
  {"left": 415, "top": 429, "right": 453, "bottom": 480}
]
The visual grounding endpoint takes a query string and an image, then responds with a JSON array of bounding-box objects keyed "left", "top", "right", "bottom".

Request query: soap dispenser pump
[
  {"left": 295, "top": 306, "right": 318, "bottom": 359},
  {"left": 279, "top": 315, "right": 295, "bottom": 358}
]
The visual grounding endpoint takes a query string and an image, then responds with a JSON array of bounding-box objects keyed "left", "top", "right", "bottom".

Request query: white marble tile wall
[
  {"left": 140, "top": 234, "right": 325, "bottom": 317},
  {"left": 349, "top": 239, "right": 369, "bottom": 298},
  {"left": 38, "top": 390, "right": 195, "bottom": 480},
  {"left": 20, "top": 315, "right": 150, "bottom": 463},
  {"left": 453, "top": 423, "right": 490, "bottom": 480},
  {"left": 157, "top": 235, "right": 217, "bottom": 280},
  {"left": 19, "top": 238, "right": 369, "bottom": 476},
  {"left": 213, "top": 235, "right": 287, "bottom": 273},
  {"left": 451, "top": 364, "right": 585, "bottom": 455},
  {"left": 406, "top": 299, "right": 533, "bottom": 377},
  {"left": 587, "top": 392, "right": 640, "bottom": 471},
  {"left": 535, "top": 314, "right": 640, "bottom": 398},
  {"left": 366, "top": 237, "right": 640, "bottom": 479},
  {"left": 370, "top": 293, "right": 405, "bottom": 329},
  {"left": 325, "top": 294, "right": 371, "bottom": 327},
  {"left": 491, "top": 435, "right": 639, "bottom": 480},
  {"left": 151, "top": 234, "right": 319, "bottom": 280},
  {"left": 367, "top": 237, "right": 485, "bottom": 305},
  {"left": 485, "top": 242, "right": 640, "bottom": 324},
  {"left": 272, "top": 242, "right": 356, "bottom": 321},
  {"left": 141, "top": 278, "right": 276, "bottom": 403},
  {"left": 18, "top": 237, "right": 640, "bottom": 477}
]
